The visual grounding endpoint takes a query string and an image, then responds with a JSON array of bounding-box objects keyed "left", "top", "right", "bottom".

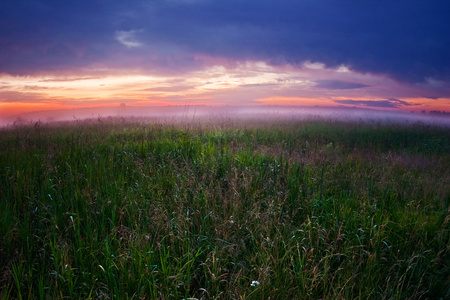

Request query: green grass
[{"left": 0, "top": 118, "right": 449, "bottom": 299}]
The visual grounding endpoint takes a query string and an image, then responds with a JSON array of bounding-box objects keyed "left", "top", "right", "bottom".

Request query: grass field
[{"left": 0, "top": 117, "right": 449, "bottom": 299}]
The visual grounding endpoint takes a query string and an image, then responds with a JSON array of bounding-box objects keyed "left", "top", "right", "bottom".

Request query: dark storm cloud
[
  {"left": 335, "top": 98, "right": 414, "bottom": 108},
  {"left": 1, "top": 1, "right": 449, "bottom": 85},
  {"left": 315, "top": 80, "right": 369, "bottom": 90}
]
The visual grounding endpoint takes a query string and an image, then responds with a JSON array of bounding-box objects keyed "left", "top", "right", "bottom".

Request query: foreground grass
[{"left": 0, "top": 118, "right": 449, "bottom": 299}]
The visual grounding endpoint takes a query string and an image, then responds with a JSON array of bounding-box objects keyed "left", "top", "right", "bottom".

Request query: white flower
[{"left": 250, "top": 280, "right": 260, "bottom": 287}]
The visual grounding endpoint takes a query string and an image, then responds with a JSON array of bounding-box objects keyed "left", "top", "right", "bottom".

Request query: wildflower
[{"left": 250, "top": 280, "right": 260, "bottom": 287}]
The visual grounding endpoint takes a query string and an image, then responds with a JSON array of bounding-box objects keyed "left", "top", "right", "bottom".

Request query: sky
[{"left": 1, "top": 0, "right": 450, "bottom": 121}]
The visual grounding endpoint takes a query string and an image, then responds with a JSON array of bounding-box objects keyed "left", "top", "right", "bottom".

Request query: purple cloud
[
  {"left": 335, "top": 98, "right": 414, "bottom": 108},
  {"left": 315, "top": 80, "right": 369, "bottom": 90}
]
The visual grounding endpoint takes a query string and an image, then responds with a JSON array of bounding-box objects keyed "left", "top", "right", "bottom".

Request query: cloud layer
[{"left": 1, "top": 0, "right": 449, "bottom": 86}]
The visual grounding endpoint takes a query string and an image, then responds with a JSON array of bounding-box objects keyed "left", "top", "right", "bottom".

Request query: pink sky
[{"left": 1, "top": 60, "right": 449, "bottom": 121}]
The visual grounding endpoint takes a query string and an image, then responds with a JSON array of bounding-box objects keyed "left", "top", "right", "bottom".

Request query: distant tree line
[{"left": 421, "top": 110, "right": 450, "bottom": 116}]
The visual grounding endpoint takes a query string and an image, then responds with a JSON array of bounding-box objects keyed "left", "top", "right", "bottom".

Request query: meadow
[{"left": 0, "top": 117, "right": 449, "bottom": 299}]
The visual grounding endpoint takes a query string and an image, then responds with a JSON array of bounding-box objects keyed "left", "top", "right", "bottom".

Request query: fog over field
[{"left": 2, "top": 105, "right": 450, "bottom": 128}]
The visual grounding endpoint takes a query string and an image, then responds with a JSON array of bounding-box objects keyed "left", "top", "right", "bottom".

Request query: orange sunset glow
[{"left": 2, "top": 61, "right": 449, "bottom": 125}]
